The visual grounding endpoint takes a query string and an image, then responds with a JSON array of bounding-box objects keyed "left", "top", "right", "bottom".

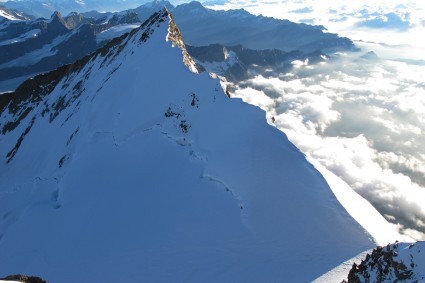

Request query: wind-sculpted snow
[{"left": 0, "top": 9, "right": 399, "bottom": 283}]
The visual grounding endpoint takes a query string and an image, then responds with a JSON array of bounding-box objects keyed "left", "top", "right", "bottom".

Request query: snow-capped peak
[{"left": 0, "top": 9, "right": 400, "bottom": 283}]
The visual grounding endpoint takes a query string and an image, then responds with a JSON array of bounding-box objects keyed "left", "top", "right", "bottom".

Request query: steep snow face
[
  {"left": 0, "top": 6, "right": 33, "bottom": 21},
  {"left": 0, "top": 9, "right": 381, "bottom": 282},
  {"left": 0, "top": 9, "right": 19, "bottom": 21}
]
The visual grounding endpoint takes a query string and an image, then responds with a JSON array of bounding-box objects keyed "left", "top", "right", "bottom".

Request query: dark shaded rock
[
  {"left": 342, "top": 242, "right": 417, "bottom": 283},
  {"left": 64, "top": 12, "right": 94, "bottom": 29},
  {"left": 0, "top": 274, "right": 48, "bottom": 283}
]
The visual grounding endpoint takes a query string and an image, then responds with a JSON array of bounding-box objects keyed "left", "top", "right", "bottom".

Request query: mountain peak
[
  {"left": 48, "top": 10, "right": 69, "bottom": 31},
  {"left": 146, "top": 0, "right": 172, "bottom": 7},
  {"left": 128, "top": 8, "right": 199, "bottom": 73},
  {"left": 50, "top": 10, "right": 64, "bottom": 21},
  {"left": 178, "top": 1, "right": 207, "bottom": 13},
  {"left": 0, "top": 9, "right": 197, "bottom": 140},
  {"left": 0, "top": 9, "right": 395, "bottom": 283}
]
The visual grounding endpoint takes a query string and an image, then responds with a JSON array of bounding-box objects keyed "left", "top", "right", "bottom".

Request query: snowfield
[
  {"left": 96, "top": 24, "right": 141, "bottom": 44},
  {"left": 0, "top": 29, "right": 40, "bottom": 46}
]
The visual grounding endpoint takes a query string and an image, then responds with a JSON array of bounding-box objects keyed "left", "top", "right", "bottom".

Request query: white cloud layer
[
  {"left": 206, "top": 0, "right": 425, "bottom": 60},
  {"left": 207, "top": 0, "right": 425, "bottom": 241},
  {"left": 227, "top": 53, "right": 425, "bottom": 240}
]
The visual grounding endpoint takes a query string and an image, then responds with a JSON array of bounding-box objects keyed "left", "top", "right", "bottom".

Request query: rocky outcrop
[
  {"left": 343, "top": 242, "right": 425, "bottom": 283},
  {"left": 64, "top": 12, "right": 94, "bottom": 29},
  {"left": 0, "top": 274, "right": 48, "bottom": 283}
]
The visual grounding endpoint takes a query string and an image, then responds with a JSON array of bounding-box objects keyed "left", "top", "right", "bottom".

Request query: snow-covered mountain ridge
[
  {"left": 0, "top": 6, "right": 34, "bottom": 22},
  {"left": 0, "top": 9, "right": 401, "bottom": 282},
  {"left": 1, "top": 0, "right": 142, "bottom": 19}
]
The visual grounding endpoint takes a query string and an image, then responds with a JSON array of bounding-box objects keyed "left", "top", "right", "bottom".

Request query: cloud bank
[
  {"left": 206, "top": 0, "right": 425, "bottom": 60},
  {"left": 206, "top": 0, "right": 425, "bottom": 241},
  {"left": 227, "top": 53, "right": 425, "bottom": 240}
]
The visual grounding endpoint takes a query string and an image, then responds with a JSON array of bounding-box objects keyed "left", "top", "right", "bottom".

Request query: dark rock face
[
  {"left": 64, "top": 12, "right": 94, "bottom": 29},
  {"left": 342, "top": 242, "right": 424, "bottom": 283},
  {"left": 0, "top": 274, "right": 48, "bottom": 283}
]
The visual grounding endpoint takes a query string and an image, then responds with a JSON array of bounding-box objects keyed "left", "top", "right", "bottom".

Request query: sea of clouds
[{"left": 207, "top": 0, "right": 425, "bottom": 240}]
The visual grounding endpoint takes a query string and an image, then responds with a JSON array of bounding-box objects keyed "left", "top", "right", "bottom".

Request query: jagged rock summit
[
  {"left": 0, "top": 9, "right": 390, "bottom": 282},
  {"left": 343, "top": 241, "right": 425, "bottom": 282}
]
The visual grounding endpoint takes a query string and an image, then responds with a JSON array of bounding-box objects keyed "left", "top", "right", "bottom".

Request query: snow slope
[
  {"left": 0, "top": 6, "right": 33, "bottom": 21},
  {"left": 96, "top": 23, "right": 141, "bottom": 44},
  {"left": 0, "top": 9, "right": 398, "bottom": 282},
  {"left": 0, "top": 9, "right": 19, "bottom": 21},
  {"left": 0, "top": 29, "right": 41, "bottom": 46}
]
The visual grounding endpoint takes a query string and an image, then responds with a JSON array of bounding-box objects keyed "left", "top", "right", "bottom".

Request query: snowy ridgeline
[{"left": 0, "top": 9, "right": 408, "bottom": 283}]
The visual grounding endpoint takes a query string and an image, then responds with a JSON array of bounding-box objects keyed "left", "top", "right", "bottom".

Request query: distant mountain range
[
  {"left": 0, "top": 1, "right": 355, "bottom": 92},
  {"left": 134, "top": 1, "right": 356, "bottom": 53},
  {"left": 0, "top": 10, "right": 140, "bottom": 89},
  {"left": 187, "top": 44, "right": 326, "bottom": 82},
  {"left": 1, "top": 0, "right": 143, "bottom": 18}
]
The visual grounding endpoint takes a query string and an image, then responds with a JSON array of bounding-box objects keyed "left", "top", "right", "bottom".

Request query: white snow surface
[
  {"left": 0, "top": 29, "right": 40, "bottom": 46},
  {"left": 0, "top": 29, "right": 76, "bottom": 69},
  {"left": 0, "top": 10, "right": 386, "bottom": 282},
  {"left": 308, "top": 159, "right": 407, "bottom": 246},
  {"left": 313, "top": 250, "right": 371, "bottom": 283},
  {"left": 195, "top": 48, "right": 238, "bottom": 76},
  {"left": 96, "top": 23, "right": 141, "bottom": 44},
  {"left": 0, "top": 9, "right": 20, "bottom": 21}
]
